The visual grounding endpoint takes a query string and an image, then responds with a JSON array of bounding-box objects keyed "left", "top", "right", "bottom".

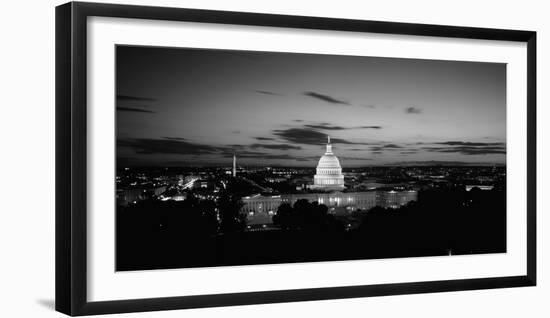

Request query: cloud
[
  {"left": 399, "top": 140, "right": 506, "bottom": 156},
  {"left": 405, "top": 107, "right": 422, "bottom": 114},
  {"left": 427, "top": 147, "right": 505, "bottom": 155},
  {"left": 370, "top": 144, "right": 404, "bottom": 152},
  {"left": 273, "top": 128, "right": 364, "bottom": 145},
  {"left": 388, "top": 161, "right": 503, "bottom": 166},
  {"left": 382, "top": 144, "right": 402, "bottom": 149},
  {"left": 224, "top": 152, "right": 315, "bottom": 162},
  {"left": 254, "top": 137, "right": 276, "bottom": 141},
  {"left": 435, "top": 141, "right": 505, "bottom": 147},
  {"left": 304, "top": 124, "right": 346, "bottom": 130},
  {"left": 397, "top": 141, "right": 507, "bottom": 156},
  {"left": 118, "top": 138, "right": 229, "bottom": 155},
  {"left": 272, "top": 128, "right": 328, "bottom": 145},
  {"left": 117, "top": 95, "right": 156, "bottom": 113},
  {"left": 117, "top": 95, "right": 157, "bottom": 102},
  {"left": 358, "top": 126, "right": 383, "bottom": 129},
  {"left": 339, "top": 156, "right": 373, "bottom": 161},
  {"left": 119, "top": 137, "right": 309, "bottom": 163},
  {"left": 460, "top": 148, "right": 505, "bottom": 155},
  {"left": 303, "top": 91, "right": 350, "bottom": 105},
  {"left": 255, "top": 90, "right": 282, "bottom": 96},
  {"left": 116, "top": 107, "right": 156, "bottom": 114},
  {"left": 304, "top": 123, "right": 382, "bottom": 130},
  {"left": 362, "top": 104, "right": 376, "bottom": 109},
  {"left": 226, "top": 150, "right": 266, "bottom": 157},
  {"left": 422, "top": 145, "right": 506, "bottom": 155},
  {"left": 245, "top": 154, "right": 300, "bottom": 160},
  {"left": 250, "top": 143, "right": 302, "bottom": 150}
]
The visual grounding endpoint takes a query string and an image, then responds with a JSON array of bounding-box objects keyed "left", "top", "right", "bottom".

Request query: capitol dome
[{"left": 312, "top": 136, "right": 345, "bottom": 191}]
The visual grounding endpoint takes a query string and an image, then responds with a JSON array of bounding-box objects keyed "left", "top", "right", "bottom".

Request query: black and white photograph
[
  {"left": 115, "top": 45, "right": 507, "bottom": 271},
  {"left": 1, "top": 0, "right": 545, "bottom": 316}
]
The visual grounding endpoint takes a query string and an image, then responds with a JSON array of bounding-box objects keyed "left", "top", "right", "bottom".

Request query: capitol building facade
[
  {"left": 311, "top": 136, "right": 345, "bottom": 191},
  {"left": 241, "top": 136, "right": 418, "bottom": 225}
]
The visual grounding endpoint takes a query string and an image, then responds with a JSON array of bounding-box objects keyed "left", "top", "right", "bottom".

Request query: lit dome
[
  {"left": 311, "top": 136, "right": 345, "bottom": 191},
  {"left": 317, "top": 153, "right": 342, "bottom": 169}
]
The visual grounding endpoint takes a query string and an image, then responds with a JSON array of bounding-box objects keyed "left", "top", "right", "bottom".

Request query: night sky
[{"left": 116, "top": 45, "right": 506, "bottom": 167}]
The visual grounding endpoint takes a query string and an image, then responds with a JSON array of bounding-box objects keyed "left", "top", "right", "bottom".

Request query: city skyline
[{"left": 116, "top": 45, "right": 506, "bottom": 167}]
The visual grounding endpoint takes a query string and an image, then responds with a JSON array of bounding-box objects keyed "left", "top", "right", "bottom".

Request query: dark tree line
[
  {"left": 350, "top": 187, "right": 506, "bottom": 258},
  {"left": 268, "top": 187, "right": 505, "bottom": 260},
  {"left": 272, "top": 199, "right": 344, "bottom": 232},
  {"left": 116, "top": 178, "right": 247, "bottom": 270},
  {"left": 117, "top": 185, "right": 506, "bottom": 271}
]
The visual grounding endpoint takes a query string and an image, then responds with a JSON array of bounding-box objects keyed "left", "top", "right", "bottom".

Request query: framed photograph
[{"left": 56, "top": 1, "right": 536, "bottom": 316}]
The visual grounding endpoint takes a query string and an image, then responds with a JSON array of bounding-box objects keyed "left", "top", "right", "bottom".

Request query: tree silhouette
[
  {"left": 272, "top": 203, "right": 293, "bottom": 230},
  {"left": 273, "top": 199, "right": 344, "bottom": 232},
  {"left": 217, "top": 178, "right": 247, "bottom": 233},
  {"left": 218, "top": 192, "right": 245, "bottom": 233},
  {"left": 355, "top": 188, "right": 506, "bottom": 255},
  {"left": 117, "top": 185, "right": 505, "bottom": 271}
]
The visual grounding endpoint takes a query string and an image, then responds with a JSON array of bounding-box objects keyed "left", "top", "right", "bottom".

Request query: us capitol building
[
  {"left": 310, "top": 136, "right": 345, "bottom": 191},
  {"left": 241, "top": 136, "right": 417, "bottom": 225}
]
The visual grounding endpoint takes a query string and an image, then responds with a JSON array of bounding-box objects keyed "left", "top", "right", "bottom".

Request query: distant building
[
  {"left": 310, "top": 136, "right": 345, "bottom": 191},
  {"left": 376, "top": 190, "right": 418, "bottom": 209},
  {"left": 117, "top": 186, "right": 167, "bottom": 206},
  {"left": 116, "top": 188, "right": 143, "bottom": 206},
  {"left": 266, "top": 177, "right": 287, "bottom": 183},
  {"left": 233, "top": 153, "right": 237, "bottom": 177},
  {"left": 184, "top": 175, "right": 199, "bottom": 183},
  {"left": 280, "top": 192, "right": 377, "bottom": 211},
  {"left": 192, "top": 179, "right": 214, "bottom": 189},
  {"left": 241, "top": 194, "right": 282, "bottom": 215},
  {"left": 171, "top": 192, "right": 187, "bottom": 201},
  {"left": 242, "top": 190, "right": 416, "bottom": 225},
  {"left": 465, "top": 185, "right": 494, "bottom": 191}
]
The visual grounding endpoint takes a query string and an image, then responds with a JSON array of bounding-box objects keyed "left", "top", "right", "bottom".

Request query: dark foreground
[{"left": 116, "top": 188, "right": 506, "bottom": 271}]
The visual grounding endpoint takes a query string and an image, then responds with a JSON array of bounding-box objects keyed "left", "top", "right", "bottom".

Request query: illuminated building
[
  {"left": 242, "top": 190, "right": 418, "bottom": 216},
  {"left": 465, "top": 185, "right": 494, "bottom": 191},
  {"left": 116, "top": 186, "right": 167, "bottom": 206},
  {"left": 236, "top": 136, "right": 418, "bottom": 225},
  {"left": 116, "top": 188, "right": 143, "bottom": 206},
  {"left": 280, "top": 192, "right": 376, "bottom": 211},
  {"left": 241, "top": 194, "right": 282, "bottom": 216},
  {"left": 375, "top": 190, "right": 418, "bottom": 209},
  {"left": 242, "top": 190, "right": 417, "bottom": 226},
  {"left": 232, "top": 153, "right": 237, "bottom": 177},
  {"left": 311, "top": 136, "right": 345, "bottom": 191}
]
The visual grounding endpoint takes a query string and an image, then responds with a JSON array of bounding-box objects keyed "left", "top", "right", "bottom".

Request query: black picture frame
[{"left": 55, "top": 1, "right": 536, "bottom": 316}]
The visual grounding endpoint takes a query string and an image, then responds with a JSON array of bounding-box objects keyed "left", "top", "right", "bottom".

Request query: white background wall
[{"left": 0, "top": 0, "right": 547, "bottom": 316}]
